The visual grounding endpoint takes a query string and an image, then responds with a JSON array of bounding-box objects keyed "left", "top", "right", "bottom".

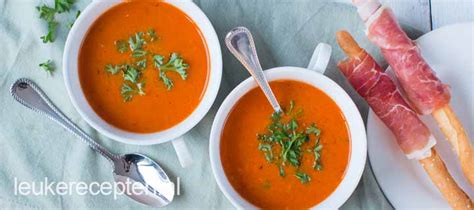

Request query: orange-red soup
[
  {"left": 221, "top": 80, "right": 350, "bottom": 208},
  {"left": 79, "top": 1, "right": 208, "bottom": 133}
]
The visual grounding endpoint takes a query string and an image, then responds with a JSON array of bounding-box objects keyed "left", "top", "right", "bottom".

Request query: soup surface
[
  {"left": 221, "top": 80, "right": 350, "bottom": 208},
  {"left": 79, "top": 1, "right": 208, "bottom": 133}
]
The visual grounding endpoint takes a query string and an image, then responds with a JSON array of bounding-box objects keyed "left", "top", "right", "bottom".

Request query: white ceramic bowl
[
  {"left": 63, "top": 0, "right": 221, "bottom": 167},
  {"left": 209, "top": 65, "right": 366, "bottom": 208}
]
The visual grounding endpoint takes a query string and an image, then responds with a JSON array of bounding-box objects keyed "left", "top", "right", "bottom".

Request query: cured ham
[
  {"left": 337, "top": 37, "right": 434, "bottom": 159},
  {"left": 353, "top": 3, "right": 451, "bottom": 115},
  {"left": 353, "top": 0, "right": 474, "bottom": 187},
  {"left": 336, "top": 31, "right": 473, "bottom": 209}
]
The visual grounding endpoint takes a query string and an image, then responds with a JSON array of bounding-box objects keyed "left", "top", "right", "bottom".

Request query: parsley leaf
[
  {"left": 39, "top": 60, "right": 55, "bottom": 74},
  {"left": 306, "top": 123, "right": 321, "bottom": 136},
  {"left": 135, "top": 59, "right": 147, "bottom": 70},
  {"left": 153, "top": 53, "right": 189, "bottom": 90},
  {"left": 120, "top": 83, "right": 135, "bottom": 102},
  {"left": 132, "top": 49, "right": 148, "bottom": 58},
  {"left": 40, "top": 20, "right": 58, "bottom": 43},
  {"left": 105, "top": 64, "right": 121, "bottom": 75},
  {"left": 123, "top": 66, "right": 140, "bottom": 83},
  {"left": 295, "top": 172, "right": 311, "bottom": 184},
  {"left": 37, "top": 5, "right": 56, "bottom": 22},
  {"left": 153, "top": 55, "right": 164, "bottom": 66},
  {"left": 129, "top": 32, "right": 146, "bottom": 51},
  {"left": 55, "top": 0, "right": 75, "bottom": 13},
  {"left": 115, "top": 40, "right": 128, "bottom": 53},
  {"left": 313, "top": 139, "right": 323, "bottom": 170},
  {"left": 258, "top": 143, "right": 273, "bottom": 162},
  {"left": 159, "top": 71, "right": 173, "bottom": 90},
  {"left": 120, "top": 81, "right": 146, "bottom": 102},
  {"left": 147, "top": 28, "right": 158, "bottom": 41}
]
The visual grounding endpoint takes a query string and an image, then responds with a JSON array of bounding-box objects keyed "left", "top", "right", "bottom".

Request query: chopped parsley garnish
[
  {"left": 105, "top": 29, "right": 190, "bottom": 101},
  {"left": 120, "top": 83, "right": 134, "bottom": 102},
  {"left": 256, "top": 100, "right": 323, "bottom": 184},
  {"left": 295, "top": 172, "right": 311, "bottom": 184},
  {"left": 105, "top": 64, "right": 121, "bottom": 75},
  {"left": 37, "top": 0, "right": 76, "bottom": 43},
  {"left": 132, "top": 49, "right": 148, "bottom": 58},
  {"left": 120, "top": 81, "right": 146, "bottom": 102},
  {"left": 37, "top": 0, "right": 79, "bottom": 75},
  {"left": 154, "top": 53, "right": 189, "bottom": 90},
  {"left": 313, "top": 139, "right": 323, "bottom": 171},
  {"left": 129, "top": 32, "right": 146, "bottom": 52},
  {"left": 40, "top": 21, "right": 59, "bottom": 43},
  {"left": 123, "top": 66, "right": 140, "bottom": 83},
  {"left": 119, "top": 65, "right": 146, "bottom": 102},
  {"left": 37, "top": 5, "right": 56, "bottom": 22},
  {"left": 115, "top": 40, "right": 129, "bottom": 53},
  {"left": 55, "top": 0, "right": 75, "bottom": 13},
  {"left": 136, "top": 59, "right": 147, "bottom": 69},
  {"left": 147, "top": 28, "right": 158, "bottom": 42},
  {"left": 39, "top": 60, "right": 55, "bottom": 74}
]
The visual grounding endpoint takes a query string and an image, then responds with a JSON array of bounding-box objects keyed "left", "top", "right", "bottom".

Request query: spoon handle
[
  {"left": 10, "top": 78, "right": 119, "bottom": 163},
  {"left": 225, "top": 27, "right": 282, "bottom": 112}
]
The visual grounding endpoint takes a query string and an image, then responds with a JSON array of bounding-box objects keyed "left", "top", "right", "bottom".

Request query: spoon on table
[
  {"left": 225, "top": 26, "right": 281, "bottom": 112},
  {"left": 10, "top": 78, "right": 174, "bottom": 208}
]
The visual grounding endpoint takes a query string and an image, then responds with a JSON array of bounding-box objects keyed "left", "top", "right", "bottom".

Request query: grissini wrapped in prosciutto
[
  {"left": 336, "top": 31, "right": 473, "bottom": 209},
  {"left": 366, "top": 7, "right": 451, "bottom": 114},
  {"left": 336, "top": 36, "right": 435, "bottom": 159},
  {"left": 354, "top": 0, "right": 474, "bottom": 186}
]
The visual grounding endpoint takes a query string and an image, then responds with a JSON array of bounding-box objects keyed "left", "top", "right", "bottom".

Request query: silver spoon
[
  {"left": 225, "top": 26, "right": 282, "bottom": 112},
  {"left": 10, "top": 78, "right": 174, "bottom": 208}
]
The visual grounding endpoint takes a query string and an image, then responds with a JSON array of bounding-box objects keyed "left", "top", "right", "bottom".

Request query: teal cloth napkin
[{"left": 0, "top": 0, "right": 393, "bottom": 209}]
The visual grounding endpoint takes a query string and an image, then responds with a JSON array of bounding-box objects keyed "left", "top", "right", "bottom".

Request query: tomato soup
[
  {"left": 79, "top": 1, "right": 208, "bottom": 133},
  {"left": 221, "top": 80, "right": 350, "bottom": 208}
]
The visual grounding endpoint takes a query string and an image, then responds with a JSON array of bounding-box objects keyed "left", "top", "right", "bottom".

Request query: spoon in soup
[
  {"left": 225, "top": 26, "right": 282, "bottom": 112},
  {"left": 10, "top": 78, "right": 174, "bottom": 208}
]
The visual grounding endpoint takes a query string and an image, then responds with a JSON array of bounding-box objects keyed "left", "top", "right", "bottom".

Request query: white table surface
[{"left": 387, "top": 0, "right": 473, "bottom": 32}]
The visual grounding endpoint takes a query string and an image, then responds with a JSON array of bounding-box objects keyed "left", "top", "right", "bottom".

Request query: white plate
[{"left": 368, "top": 22, "right": 474, "bottom": 209}]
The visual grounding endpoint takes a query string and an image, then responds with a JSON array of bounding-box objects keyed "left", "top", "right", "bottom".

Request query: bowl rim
[
  {"left": 63, "top": 0, "right": 222, "bottom": 145},
  {"left": 209, "top": 67, "right": 367, "bottom": 209}
]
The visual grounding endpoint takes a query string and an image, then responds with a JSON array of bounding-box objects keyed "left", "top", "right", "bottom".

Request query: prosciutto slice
[
  {"left": 338, "top": 51, "right": 435, "bottom": 159},
  {"left": 357, "top": 3, "right": 451, "bottom": 115}
]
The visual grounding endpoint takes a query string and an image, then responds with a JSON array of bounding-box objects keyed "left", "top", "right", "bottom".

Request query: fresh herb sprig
[
  {"left": 39, "top": 60, "right": 55, "bottom": 74},
  {"left": 147, "top": 28, "right": 158, "bottom": 42},
  {"left": 36, "top": 0, "right": 80, "bottom": 75},
  {"left": 153, "top": 53, "right": 189, "bottom": 90},
  {"left": 55, "top": 0, "right": 75, "bottom": 13},
  {"left": 105, "top": 29, "right": 190, "bottom": 101},
  {"left": 40, "top": 21, "right": 59, "bottom": 43},
  {"left": 37, "top": 0, "right": 78, "bottom": 43},
  {"left": 295, "top": 172, "right": 311, "bottom": 184},
  {"left": 104, "top": 63, "right": 146, "bottom": 102},
  {"left": 257, "top": 101, "right": 323, "bottom": 184},
  {"left": 307, "top": 123, "right": 323, "bottom": 170}
]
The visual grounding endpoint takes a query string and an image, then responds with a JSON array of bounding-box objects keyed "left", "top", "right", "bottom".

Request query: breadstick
[
  {"left": 351, "top": 0, "right": 474, "bottom": 186},
  {"left": 433, "top": 105, "right": 474, "bottom": 186},
  {"left": 336, "top": 30, "right": 473, "bottom": 209},
  {"left": 419, "top": 149, "right": 473, "bottom": 210},
  {"left": 336, "top": 31, "right": 364, "bottom": 58}
]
